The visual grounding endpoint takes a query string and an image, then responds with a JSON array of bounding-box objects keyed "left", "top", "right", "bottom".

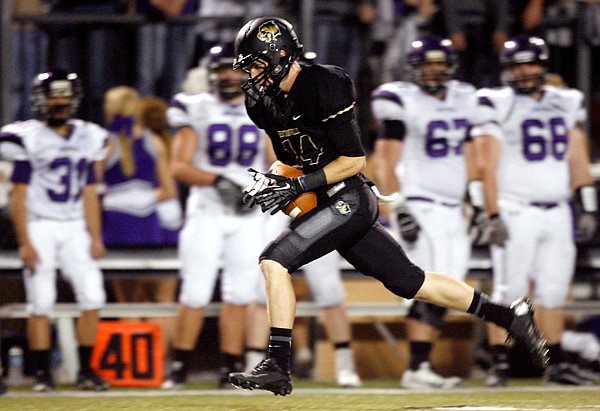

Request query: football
[{"left": 269, "top": 161, "right": 318, "bottom": 219}]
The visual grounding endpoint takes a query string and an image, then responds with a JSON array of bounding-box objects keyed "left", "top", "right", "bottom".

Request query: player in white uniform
[
  {"left": 162, "top": 43, "right": 271, "bottom": 389},
  {"left": 0, "top": 70, "right": 109, "bottom": 392},
  {"left": 472, "top": 36, "right": 597, "bottom": 386},
  {"left": 371, "top": 36, "right": 483, "bottom": 389}
]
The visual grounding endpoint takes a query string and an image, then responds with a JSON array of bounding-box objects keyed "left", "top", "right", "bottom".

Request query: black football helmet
[
  {"left": 500, "top": 35, "right": 549, "bottom": 94},
  {"left": 207, "top": 42, "right": 245, "bottom": 101},
  {"left": 233, "top": 17, "right": 303, "bottom": 101},
  {"left": 407, "top": 36, "right": 457, "bottom": 95},
  {"left": 31, "top": 69, "right": 82, "bottom": 125}
]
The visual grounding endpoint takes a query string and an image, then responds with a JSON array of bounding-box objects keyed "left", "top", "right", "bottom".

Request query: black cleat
[
  {"left": 507, "top": 297, "right": 549, "bottom": 367},
  {"left": 543, "top": 362, "right": 584, "bottom": 385},
  {"left": 228, "top": 357, "right": 292, "bottom": 396},
  {"left": 161, "top": 361, "right": 187, "bottom": 390},
  {"left": 32, "top": 370, "right": 54, "bottom": 392},
  {"left": 77, "top": 369, "right": 110, "bottom": 391},
  {"left": 485, "top": 361, "right": 510, "bottom": 387}
]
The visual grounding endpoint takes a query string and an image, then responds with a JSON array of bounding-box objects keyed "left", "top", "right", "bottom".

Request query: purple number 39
[{"left": 521, "top": 117, "right": 568, "bottom": 161}]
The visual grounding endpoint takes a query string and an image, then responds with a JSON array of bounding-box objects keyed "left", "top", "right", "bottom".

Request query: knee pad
[
  {"left": 534, "top": 285, "right": 569, "bottom": 309},
  {"left": 407, "top": 301, "right": 447, "bottom": 330},
  {"left": 78, "top": 288, "right": 106, "bottom": 311},
  {"left": 178, "top": 278, "right": 214, "bottom": 308},
  {"left": 27, "top": 300, "right": 55, "bottom": 317}
]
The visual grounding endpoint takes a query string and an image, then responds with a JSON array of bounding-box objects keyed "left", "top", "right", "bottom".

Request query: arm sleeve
[
  {"left": 470, "top": 93, "right": 503, "bottom": 139},
  {"left": 86, "top": 162, "right": 97, "bottom": 184},
  {"left": 378, "top": 120, "right": 406, "bottom": 141},
  {"left": 10, "top": 160, "right": 32, "bottom": 184}
]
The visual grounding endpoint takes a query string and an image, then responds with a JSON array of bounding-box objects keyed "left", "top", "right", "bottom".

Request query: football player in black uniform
[{"left": 228, "top": 17, "right": 548, "bottom": 396}]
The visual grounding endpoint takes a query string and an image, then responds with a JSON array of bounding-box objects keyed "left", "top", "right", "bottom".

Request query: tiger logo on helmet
[{"left": 257, "top": 20, "right": 281, "bottom": 43}]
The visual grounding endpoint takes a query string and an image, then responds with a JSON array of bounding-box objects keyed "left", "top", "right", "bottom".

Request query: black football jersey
[{"left": 246, "top": 64, "right": 365, "bottom": 174}]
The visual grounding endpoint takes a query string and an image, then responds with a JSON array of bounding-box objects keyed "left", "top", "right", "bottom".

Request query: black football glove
[
  {"left": 395, "top": 203, "right": 420, "bottom": 243},
  {"left": 255, "top": 173, "right": 304, "bottom": 215},
  {"left": 214, "top": 175, "right": 249, "bottom": 214}
]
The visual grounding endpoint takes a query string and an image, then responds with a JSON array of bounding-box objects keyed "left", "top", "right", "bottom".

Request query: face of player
[
  {"left": 214, "top": 66, "right": 246, "bottom": 101},
  {"left": 419, "top": 61, "right": 450, "bottom": 86},
  {"left": 247, "top": 59, "right": 274, "bottom": 89},
  {"left": 509, "top": 63, "right": 544, "bottom": 94},
  {"left": 45, "top": 95, "right": 73, "bottom": 126}
]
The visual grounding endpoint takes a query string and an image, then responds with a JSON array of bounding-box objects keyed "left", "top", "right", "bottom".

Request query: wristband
[
  {"left": 576, "top": 184, "right": 598, "bottom": 213},
  {"left": 467, "top": 180, "right": 484, "bottom": 209},
  {"left": 298, "top": 169, "right": 327, "bottom": 192}
]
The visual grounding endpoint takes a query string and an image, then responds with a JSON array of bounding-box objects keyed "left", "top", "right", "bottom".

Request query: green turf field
[{"left": 1, "top": 380, "right": 599, "bottom": 411}]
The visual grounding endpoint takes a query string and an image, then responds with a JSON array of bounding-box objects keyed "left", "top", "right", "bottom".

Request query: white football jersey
[
  {"left": 472, "top": 85, "right": 585, "bottom": 203},
  {"left": 168, "top": 92, "right": 265, "bottom": 212},
  {"left": 0, "top": 119, "right": 108, "bottom": 220},
  {"left": 371, "top": 80, "right": 479, "bottom": 202}
]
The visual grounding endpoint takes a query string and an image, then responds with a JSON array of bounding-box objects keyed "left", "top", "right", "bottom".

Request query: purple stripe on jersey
[
  {"left": 86, "top": 162, "right": 97, "bottom": 184},
  {"left": 0, "top": 131, "right": 24, "bottom": 147},
  {"left": 372, "top": 90, "right": 404, "bottom": 106},
  {"left": 478, "top": 96, "right": 494, "bottom": 108},
  {"left": 169, "top": 98, "right": 188, "bottom": 113},
  {"left": 10, "top": 160, "right": 32, "bottom": 183}
]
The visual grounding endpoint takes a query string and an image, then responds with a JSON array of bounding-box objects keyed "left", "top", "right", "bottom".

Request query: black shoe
[
  {"left": 507, "top": 298, "right": 549, "bottom": 367},
  {"left": 544, "top": 362, "right": 584, "bottom": 385},
  {"left": 228, "top": 357, "right": 292, "bottom": 396},
  {"left": 161, "top": 361, "right": 187, "bottom": 390},
  {"left": 485, "top": 361, "right": 510, "bottom": 387},
  {"left": 77, "top": 369, "right": 110, "bottom": 391},
  {"left": 32, "top": 370, "right": 54, "bottom": 392}
]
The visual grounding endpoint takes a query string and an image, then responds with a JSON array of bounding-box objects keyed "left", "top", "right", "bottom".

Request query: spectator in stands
[
  {"left": 101, "top": 86, "right": 179, "bottom": 325},
  {"left": 441, "top": 0, "right": 509, "bottom": 88},
  {"left": 133, "top": 0, "right": 199, "bottom": 102},
  {"left": 161, "top": 43, "right": 272, "bottom": 389},
  {"left": 1, "top": 69, "right": 110, "bottom": 392},
  {"left": 47, "top": 0, "right": 126, "bottom": 124},
  {"left": 10, "top": 0, "right": 48, "bottom": 122},
  {"left": 472, "top": 35, "right": 597, "bottom": 386},
  {"left": 245, "top": 214, "right": 362, "bottom": 387},
  {"left": 193, "top": 0, "right": 273, "bottom": 64},
  {"left": 313, "top": 0, "right": 377, "bottom": 82},
  {"left": 376, "top": 0, "right": 436, "bottom": 83},
  {"left": 371, "top": 35, "right": 481, "bottom": 389}
]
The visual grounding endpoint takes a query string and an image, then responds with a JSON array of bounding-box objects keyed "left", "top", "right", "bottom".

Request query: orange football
[{"left": 269, "top": 161, "right": 318, "bottom": 219}]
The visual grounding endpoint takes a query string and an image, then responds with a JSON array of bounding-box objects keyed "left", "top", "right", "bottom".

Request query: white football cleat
[
  {"left": 336, "top": 369, "right": 362, "bottom": 387},
  {"left": 400, "top": 362, "right": 463, "bottom": 389}
]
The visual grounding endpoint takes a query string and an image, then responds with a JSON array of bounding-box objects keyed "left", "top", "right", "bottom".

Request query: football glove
[
  {"left": 466, "top": 180, "right": 488, "bottom": 245},
  {"left": 242, "top": 168, "right": 273, "bottom": 208},
  {"left": 574, "top": 184, "right": 598, "bottom": 243},
  {"left": 481, "top": 214, "right": 509, "bottom": 247},
  {"left": 255, "top": 173, "right": 304, "bottom": 215},
  {"left": 575, "top": 212, "right": 597, "bottom": 243},
  {"left": 395, "top": 202, "right": 420, "bottom": 243},
  {"left": 214, "top": 175, "right": 250, "bottom": 214},
  {"left": 469, "top": 207, "right": 488, "bottom": 246}
]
